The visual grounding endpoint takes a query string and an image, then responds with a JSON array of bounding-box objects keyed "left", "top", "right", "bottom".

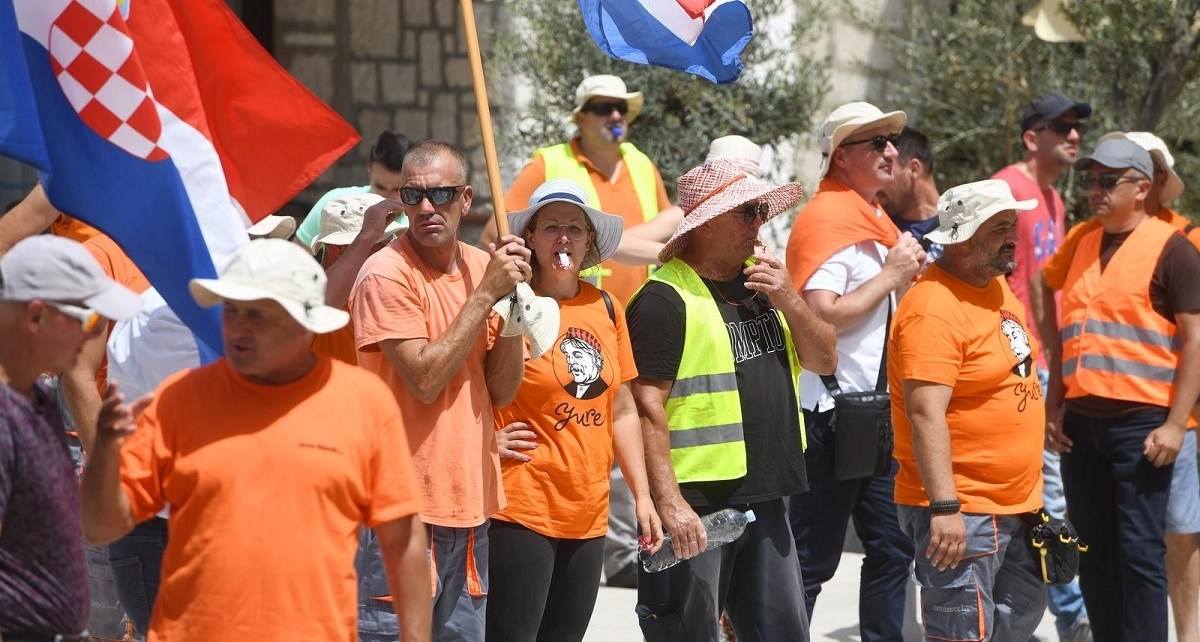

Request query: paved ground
[{"left": 584, "top": 551, "right": 1072, "bottom": 641}]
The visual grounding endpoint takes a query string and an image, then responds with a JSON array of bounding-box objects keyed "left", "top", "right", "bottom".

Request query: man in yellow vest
[
  {"left": 1045, "top": 139, "right": 1200, "bottom": 642},
  {"left": 626, "top": 158, "right": 836, "bottom": 641},
  {"left": 489, "top": 74, "right": 672, "bottom": 305}
]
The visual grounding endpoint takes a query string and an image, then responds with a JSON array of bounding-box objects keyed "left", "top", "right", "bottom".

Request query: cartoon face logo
[
  {"left": 556, "top": 327, "right": 610, "bottom": 400},
  {"left": 1000, "top": 311, "right": 1033, "bottom": 378}
]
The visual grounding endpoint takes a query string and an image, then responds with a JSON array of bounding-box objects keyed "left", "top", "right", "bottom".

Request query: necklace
[{"left": 700, "top": 276, "right": 759, "bottom": 307}]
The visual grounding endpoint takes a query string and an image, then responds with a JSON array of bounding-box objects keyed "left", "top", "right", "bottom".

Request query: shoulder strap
[
  {"left": 600, "top": 289, "right": 616, "bottom": 326},
  {"left": 820, "top": 297, "right": 893, "bottom": 395}
]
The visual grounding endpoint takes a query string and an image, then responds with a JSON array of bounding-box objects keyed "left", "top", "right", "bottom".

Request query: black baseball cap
[{"left": 1020, "top": 92, "right": 1092, "bottom": 132}]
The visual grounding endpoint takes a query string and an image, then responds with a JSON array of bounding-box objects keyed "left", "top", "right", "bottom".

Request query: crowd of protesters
[{"left": 2, "top": 74, "right": 1200, "bottom": 642}]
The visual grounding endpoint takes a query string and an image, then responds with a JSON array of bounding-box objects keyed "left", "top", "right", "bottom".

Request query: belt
[{"left": 2, "top": 632, "right": 90, "bottom": 642}]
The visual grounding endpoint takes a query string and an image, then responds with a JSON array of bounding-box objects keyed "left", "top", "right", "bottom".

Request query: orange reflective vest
[{"left": 1060, "top": 217, "right": 1179, "bottom": 407}]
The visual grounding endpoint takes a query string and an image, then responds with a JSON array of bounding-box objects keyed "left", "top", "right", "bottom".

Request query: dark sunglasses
[
  {"left": 731, "top": 201, "right": 769, "bottom": 226},
  {"left": 398, "top": 185, "right": 465, "bottom": 206},
  {"left": 581, "top": 101, "right": 629, "bottom": 116},
  {"left": 1078, "top": 172, "right": 1143, "bottom": 190},
  {"left": 1033, "top": 120, "right": 1087, "bottom": 136},
  {"left": 839, "top": 134, "right": 899, "bottom": 153}
]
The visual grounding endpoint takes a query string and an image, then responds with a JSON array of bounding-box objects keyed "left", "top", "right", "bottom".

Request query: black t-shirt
[
  {"left": 1069, "top": 231, "right": 1200, "bottom": 417},
  {"left": 627, "top": 275, "right": 809, "bottom": 508}
]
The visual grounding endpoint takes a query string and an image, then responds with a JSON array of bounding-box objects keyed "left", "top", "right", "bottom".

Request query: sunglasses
[
  {"left": 49, "top": 302, "right": 103, "bottom": 333},
  {"left": 535, "top": 223, "right": 589, "bottom": 240},
  {"left": 1079, "top": 172, "right": 1143, "bottom": 190},
  {"left": 1033, "top": 121, "right": 1087, "bottom": 136},
  {"left": 581, "top": 101, "right": 629, "bottom": 116},
  {"left": 839, "top": 134, "right": 899, "bottom": 153},
  {"left": 398, "top": 185, "right": 466, "bottom": 206},
  {"left": 731, "top": 201, "right": 769, "bottom": 226}
]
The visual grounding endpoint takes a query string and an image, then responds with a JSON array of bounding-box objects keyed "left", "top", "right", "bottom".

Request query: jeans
[
  {"left": 788, "top": 408, "right": 913, "bottom": 642},
  {"left": 486, "top": 520, "right": 604, "bottom": 642},
  {"left": 107, "top": 517, "right": 168, "bottom": 637},
  {"left": 1062, "top": 408, "right": 1173, "bottom": 642}
]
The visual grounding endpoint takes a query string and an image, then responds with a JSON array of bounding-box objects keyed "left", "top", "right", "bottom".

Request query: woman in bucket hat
[{"left": 486, "top": 179, "right": 664, "bottom": 642}]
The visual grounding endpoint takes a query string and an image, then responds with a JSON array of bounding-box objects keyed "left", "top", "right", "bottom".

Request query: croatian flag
[
  {"left": 0, "top": 0, "right": 358, "bottom": 360},
  {"left": 579, "top": 0, "right": 753, "bottom": 84}
]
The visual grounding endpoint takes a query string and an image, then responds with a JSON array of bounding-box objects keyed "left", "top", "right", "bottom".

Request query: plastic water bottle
[{"left": 640, "top": 508, "right": 756, "bottom": 573}]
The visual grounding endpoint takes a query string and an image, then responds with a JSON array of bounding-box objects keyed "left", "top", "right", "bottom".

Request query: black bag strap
[
  {"left": 600, "top": 289, "right": 616, "bottom": 325},
  {"left": 821, "top": 297, "right": 893, "bottom": 396}
]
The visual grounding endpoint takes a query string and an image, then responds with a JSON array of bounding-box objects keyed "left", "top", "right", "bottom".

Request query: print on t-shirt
[
  {"left": 1000, "top": 310, "right": 1034, "bottom": 378},
  {"left": 556, "top": 327, "right": 611, "bottom": 401},
  {"left": 726, "top": 311, "right": 786, "bottom": 364}
]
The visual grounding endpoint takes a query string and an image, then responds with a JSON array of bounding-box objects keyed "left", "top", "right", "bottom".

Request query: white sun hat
[
  {"left": 246, "top": 215, "right": 297, "bottom": 240},
  {"left": 189, "top": 238, "right": 349, "bottom": 333},
  {"left": 572, "top": 75, "right": 644, "bottom": 124},
  {"left": 507, "top": 179, "right": 624, "bottom": 270},
  {"left": 311, "top": 193, "right": 406, "bottom": 249},
  {"left": 816, "top": 102, "right": 907, "bottom": 177},
  {"left": 926, "top": 179, "right": 1037, "bottom": 245}
]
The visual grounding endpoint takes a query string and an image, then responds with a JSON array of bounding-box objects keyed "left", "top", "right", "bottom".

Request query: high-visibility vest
[
  {"left": 636, "top": 258, "right": 806, "bottom": 484},
  {"left": 535, "top": 142, "right": 659, "bottom": 223},
  {"left": 1061, "top": 217, "right": 1179, "bottom": 407}
]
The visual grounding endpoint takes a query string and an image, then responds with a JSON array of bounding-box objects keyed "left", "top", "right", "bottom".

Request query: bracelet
[{"left": 929, "top": 499, "right": 961, "bottom": 515}]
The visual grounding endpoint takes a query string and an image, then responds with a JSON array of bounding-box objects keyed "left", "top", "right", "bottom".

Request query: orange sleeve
[
  {"left": 504, "top": 156, "right": 548, "bottom": 213},
  {"left": 351, "top": 272, "right": 428, "bottom": 352},
  {"left": 894, "top": 311, "right": 966, "bottom": 388},
  {"left": 119, "top": 393, "right": 171, "bottom": 521},
  {"left": 1042, "top": 220, "right": 1096, "bottom": 291},
  {"left": 364, "top": 397, "right": 423, "bottom": 527},
  {"left": 1187, "top": 227, "right": 1200, "bottom": 253}
]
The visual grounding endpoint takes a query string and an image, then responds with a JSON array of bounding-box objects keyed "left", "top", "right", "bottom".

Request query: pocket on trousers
[
  {"left": 108, "top": 555, "right": 150, "bottom": 615},
  {"left": 914, "top": 565, "right": 984, "bottom": 642},
  {"left": 635, "top": 603, "right": 688, "bottom": 642}
]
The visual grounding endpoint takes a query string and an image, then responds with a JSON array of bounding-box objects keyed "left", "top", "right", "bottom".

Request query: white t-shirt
[{"left": 800, "top": 240, "right": 891, "bottom": 412}]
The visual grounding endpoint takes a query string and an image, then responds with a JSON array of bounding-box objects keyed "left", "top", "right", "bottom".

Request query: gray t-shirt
[{"left": 0, "top": 380, "right": 88, "bottom": 633}]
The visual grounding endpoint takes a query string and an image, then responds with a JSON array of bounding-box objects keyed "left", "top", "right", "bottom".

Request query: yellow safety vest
[
  {"left": 636, "top": 258, "right": 806, "bottom": 484},
  {"left": 535, "top": 141, "right": 659, "bottom": 223}
]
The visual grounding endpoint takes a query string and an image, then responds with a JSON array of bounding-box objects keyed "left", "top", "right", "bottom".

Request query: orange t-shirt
[
  {"left": 889, "top": 264, "right": 1045, "bottom": 514},
  {"left": 505, "top": 139, "right": 671, "bottom": 304},
  {"left": 1042, "top": 207, "right": 1200, "bottom": 290},
  {"left": 119, "top": 357, "right": 421, "bottom": 641},
  {"left": 493, "top": 283, "right": 637, "bottom": 539},
  {"left": 50, "top": 214, "right": 101, "bottom": 243},
  {"left": 311, "top": 314, "right": 358, "bottom": 365},
  {"left": 351, "top": 234, "right": 503, "bottom": 527}
]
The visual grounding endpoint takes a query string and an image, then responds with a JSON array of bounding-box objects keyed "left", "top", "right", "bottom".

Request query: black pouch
[
  {"left": 829, "top": 390, "right": 894, "bottom": 480},
  {"left": 1025, "top": 508, "right": 1088, "bottom": 585}
]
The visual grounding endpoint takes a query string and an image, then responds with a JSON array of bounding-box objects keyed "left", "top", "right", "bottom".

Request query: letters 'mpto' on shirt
[
  {"left": 351, "top": 234, "right": 504, "bottom": 528},
  {"left": 494, "top": 283, "right": 637, "bottom": 539},
  {"left": 119, "top": 357, "right": 421, "bottom": 641},
  {"left": 889, "top": 264, "right": 1044, "bottom": 514}
]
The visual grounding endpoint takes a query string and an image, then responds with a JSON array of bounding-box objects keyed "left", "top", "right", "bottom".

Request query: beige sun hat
[
  {"left": 706, "top": 135, "right": 763, "bottom": 178},
  {"left": 659, "top": 159, "right": 804, "bottom": 263},
  {"left": 1021, "top": 0, "right": 1084, "bottom": 43},
  {"left": 246, "top": 215, "right": 297, "bottom": 240},
  {"left": 310, "top": 193, "right": 406, "bottom": 249},
  {"left": 1097, "top": 131, "right": 1184, "bottom": 203},
  {"left": 926, "top": 180, "right": 1037, "bottom": 246},
  {"left": 189, "top": 238, "right": 349, "bottom": 334},
  {"left": 572, "top": 75, "right": 644, "bottom": 124},
  {"left": 816, "top": 102, "right": 907, "bottom": 177}
]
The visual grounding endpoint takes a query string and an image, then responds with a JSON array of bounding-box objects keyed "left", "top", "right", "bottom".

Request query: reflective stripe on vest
[
  {"left": 1060, "top": 217, "right": 1179, "bottom": 406},
  {"left": 536, "top": 142, "right": 659, "bottom": 223},
  {"left": 636, "top": 258, "right": 806, "bottom": 484}
]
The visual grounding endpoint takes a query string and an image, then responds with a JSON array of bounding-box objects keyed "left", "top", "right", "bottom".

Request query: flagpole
[{"left": 459, "top": 0, "right": 510, "bottom": 237}]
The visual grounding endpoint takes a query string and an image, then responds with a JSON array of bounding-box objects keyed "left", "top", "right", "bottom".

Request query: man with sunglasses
[
  {"left": 0, "top": 235, "right": 140, "bottom": 642},
  {"left": 351, "top": 140, "right": 529, "bottom": 642},
  {"left": 784, "top": 102, "right": 923, "bottom": 641},
  {"left": 991, "top": 90, "right": 1093, "bottom": 642},
  {"left": 1043, "top": 139, "right": 1200, "bottom": 642}
]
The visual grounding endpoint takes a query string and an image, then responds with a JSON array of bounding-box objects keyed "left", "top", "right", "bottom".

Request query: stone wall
[{"left": 273, "top": 0, "right": 507, "bottom": 216}]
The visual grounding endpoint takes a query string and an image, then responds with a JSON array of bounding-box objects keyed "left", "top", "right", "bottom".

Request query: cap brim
[
  {"left": 659, "top": 180, "right": 804, "bottom": 263},
  {"left": 246, "top": 216, "right": 297, "bottom": 240},
  {"left": 189, "top": 278, "right": 349, "bottom": 334},
  {"left": 83, "top": 282, "right": 143, "bottom": 321},
  {"left": 508, "top": 200, "right": 625, "bottom": 270}
]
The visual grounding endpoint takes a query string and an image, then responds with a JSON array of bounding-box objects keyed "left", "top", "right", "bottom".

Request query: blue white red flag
[
  {"left": 578, "top": 0, "right": 753, "bottom": 84},
  {"left": 0, "top": 0, "right": 358, "bottom": 359}
]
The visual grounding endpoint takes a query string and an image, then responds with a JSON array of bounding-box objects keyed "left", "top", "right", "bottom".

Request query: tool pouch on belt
[{"left": 1025, "top": 508, "right": 1088, "bottom": 585}]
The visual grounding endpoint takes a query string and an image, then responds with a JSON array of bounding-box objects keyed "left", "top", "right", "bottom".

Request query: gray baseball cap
[
  {"left": 1073, "top": 139, "right": 1154, "bottom": 179},
  {"left": 0, "top": 235, "right": 141, "bottom": 320}
]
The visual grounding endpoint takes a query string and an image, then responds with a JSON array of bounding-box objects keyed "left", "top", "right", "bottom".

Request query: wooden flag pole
[{"left": 459, "top": 0, "right": 510, "bottom": 237}]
